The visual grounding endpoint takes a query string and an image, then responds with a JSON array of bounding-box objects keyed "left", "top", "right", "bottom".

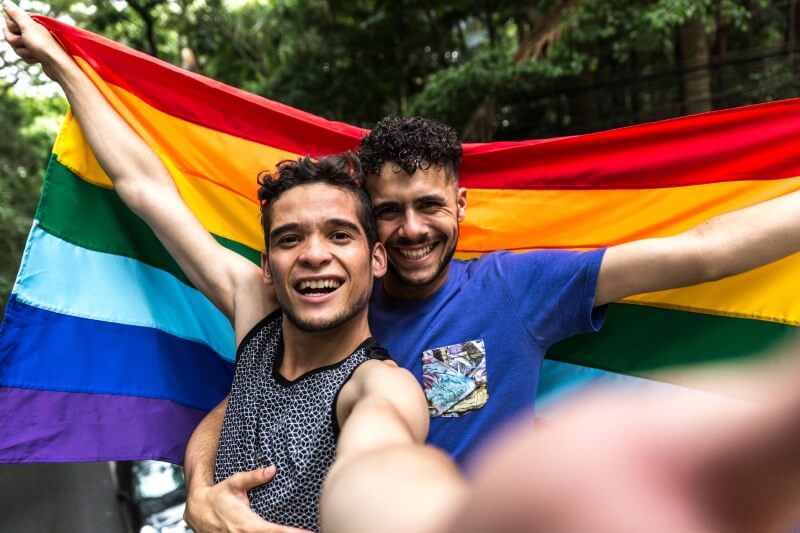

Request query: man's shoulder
[
  {"left": 351, "top": 359, "right": 420, "bottom": 398},
  {"left": 457, "top": 249, "right": 547, "bottom": 276},
  {"left": 351, "top": 358, "right": 399, "bottom": 380}
]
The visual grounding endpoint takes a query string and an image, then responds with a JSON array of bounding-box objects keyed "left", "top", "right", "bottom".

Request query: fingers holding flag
[{"left": 2, "top": 0, "right": 68, "bottom": 69}]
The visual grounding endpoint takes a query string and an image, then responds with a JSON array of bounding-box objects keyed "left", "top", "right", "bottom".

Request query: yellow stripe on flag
[{"left": 54, "top": 111, "right": 265, "bottom": 251}]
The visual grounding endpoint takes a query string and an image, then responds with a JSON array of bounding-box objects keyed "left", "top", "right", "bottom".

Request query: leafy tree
[{"left": 3, "top": 0, "right": 800, "bottom": 310}]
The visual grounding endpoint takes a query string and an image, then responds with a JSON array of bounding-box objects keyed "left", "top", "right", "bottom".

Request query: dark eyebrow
[
  {"left": 328, "top": 218, "right": 363, "bottom": 235},
  {"left": 270, "top": 219, "right": 363, "bottom": 243},
  {"left": 372, "top": 200, "right": 401, "bottom": 211},
  {"left": 414, "top": 194, "right": 446, "bottom": 205}
]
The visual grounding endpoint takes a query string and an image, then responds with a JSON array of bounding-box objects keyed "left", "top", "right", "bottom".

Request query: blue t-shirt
[{"left": 369, "top": 249, "right": 606, "bottom": 465}]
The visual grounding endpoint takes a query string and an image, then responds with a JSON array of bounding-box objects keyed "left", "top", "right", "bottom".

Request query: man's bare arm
[
  {"left": 333, "top": 361, "right": 429, "bottom": 463},
  {"left": 320, "top": 362, "right": 467, "bottom": 533},
  {"left": 183, "top": 396, "right": 226, "bottom": 529},
  {"left": 2, "top": 2, "right": 272, "bottom": 322},
  {"left": 596, "top": 189, "right": 800, "bottom": 306}
]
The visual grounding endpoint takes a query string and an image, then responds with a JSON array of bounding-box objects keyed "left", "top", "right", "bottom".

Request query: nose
[
  {"left": 398, "top": 209, "right": 428, "bottom": 242},
  {"left": 299, "top": 235, "right": 332, "bottom": 267}
]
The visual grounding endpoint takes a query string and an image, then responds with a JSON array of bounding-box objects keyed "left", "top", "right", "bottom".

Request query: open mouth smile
[
  {"left": 294, "top": 278, "right": 343, "bottom": 297},
  {"left": 395, "top": 241, "right": 439, "bottom": 261}
]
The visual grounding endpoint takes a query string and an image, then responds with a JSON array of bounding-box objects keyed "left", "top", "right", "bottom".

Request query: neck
[
  {"left": 280, "top": 308, "right": 372, "bottom": 380},
  {"left": 383, "top": 265, "right": 450, "bottom": 301}
]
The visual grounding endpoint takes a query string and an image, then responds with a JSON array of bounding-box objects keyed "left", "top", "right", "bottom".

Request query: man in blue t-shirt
[
  {"left": 183, "top": 116, "right": 800, "bottom": 531},
  {"left": 360, "top": 118, "right": 607, "bottom": 464}
]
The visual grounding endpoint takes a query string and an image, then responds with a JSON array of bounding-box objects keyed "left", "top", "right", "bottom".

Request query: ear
[
  {"left": 371, "top": 242, "right": 388, "bottom": 279},
  {"left": 456, "top": 187, "right": 467, "bottom": 223},
  {"left": 261, "top": 252, "right": 274, "bottom": 285}
]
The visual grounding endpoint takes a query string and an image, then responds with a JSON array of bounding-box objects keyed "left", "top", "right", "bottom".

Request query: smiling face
[
  {"left": 366, "top": 163, "right": 466, "bottom": 299},
  {"left": 263, "top": 183, "right": 386, "bottom": 332}
]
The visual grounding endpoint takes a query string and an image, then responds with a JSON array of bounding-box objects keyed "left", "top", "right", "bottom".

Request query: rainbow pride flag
[{"left": 2, "top": 16, "right": 800, "bottom": 464}]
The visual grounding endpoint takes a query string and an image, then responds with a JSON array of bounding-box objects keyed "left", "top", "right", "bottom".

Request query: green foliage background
[{"left": 2, "top": 0, "right": 799, "bottom": 316}]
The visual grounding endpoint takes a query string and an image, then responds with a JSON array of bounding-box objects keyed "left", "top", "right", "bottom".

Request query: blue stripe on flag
[
  {"left": 0, "top": 295, "right": 234, "bottom": 410},
  {"left": 13, "top": 222, "right": 235, "bottom": 361}
]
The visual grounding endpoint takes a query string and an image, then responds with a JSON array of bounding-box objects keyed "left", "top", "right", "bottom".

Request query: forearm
[
  {"left": 684, "top": 190, "right": 800, "bottom": 280},
  {"left": 38, "top": 34, "right": 253, "bottom": 319},
  {"left": 321, "top": 445, "right": 466, "bottom": 533},
  {"left": 41, "top": 45, "right": 176, "bottom": 211},
  {"left": 184, "top": 396, "right": 226, "bottom": 495},
  {"left": 598, "top": 189, "right": 800, "bottom": 305}
]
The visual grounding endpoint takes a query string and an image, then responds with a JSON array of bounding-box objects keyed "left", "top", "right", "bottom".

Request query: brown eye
[
  {"left": 278, "top": 235, "right": 301, "bottom": 246},
  {"left": 374, "top": 206, "right": 400, "bottom": 219}
]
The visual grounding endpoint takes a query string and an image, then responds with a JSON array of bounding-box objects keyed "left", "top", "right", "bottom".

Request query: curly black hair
[
  {"left": 358, "top": 116, "right": 463, "bottom": 180},
  {"left": 257, "top": 151, "right": 377, "bottom": 249}
]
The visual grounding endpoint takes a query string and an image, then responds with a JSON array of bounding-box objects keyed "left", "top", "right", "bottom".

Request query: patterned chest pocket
[{"left": 422, "top": 339, "right": 488, "bottom": 417}]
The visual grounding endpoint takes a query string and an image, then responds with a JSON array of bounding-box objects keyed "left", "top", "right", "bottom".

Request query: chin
[
  {"left": 397, "top": 273, "right": 440, "bottom": 290},
  {"left": 287, "top": 314, "right": 347, "bottom": 333},
  {"left": 284, "top": 296, "right": 369, "bottom": 333}
]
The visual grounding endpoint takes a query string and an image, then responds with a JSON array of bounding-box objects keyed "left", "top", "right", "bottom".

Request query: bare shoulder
[
  {"left": 352, "top": 358, "right": 418, "bottom": 394},
  {"left": 337, "top": 358, "right": 423, "bottom": 424}
]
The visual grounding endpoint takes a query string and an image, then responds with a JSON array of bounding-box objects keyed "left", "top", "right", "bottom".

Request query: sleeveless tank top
[{"left": 214, "top": 310, "right": 390, "bottom": 531}]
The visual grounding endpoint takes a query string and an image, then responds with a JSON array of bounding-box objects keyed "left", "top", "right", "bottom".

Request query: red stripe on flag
[
  {"left": 460, "top": 98, "right": 800, "bottom": 189},
  {"left": 35, "top": 16, "right": 800, "bottom": 190},
  {"left": 35, "top": 15, "right": 366, "bottom": 157}
]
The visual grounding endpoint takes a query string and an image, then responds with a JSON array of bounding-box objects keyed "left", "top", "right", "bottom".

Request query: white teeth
[
  {"left": 399, "top": 244, "right": 434, "bottom": 259},
  {"left": 298, "top": 279, "right": 341, "bottom": 290}
]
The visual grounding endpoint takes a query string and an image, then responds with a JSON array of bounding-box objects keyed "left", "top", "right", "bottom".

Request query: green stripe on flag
[
  {"left": 548, "top": 302, "right": 797, "bottom": 375},
  {"left": 35, "top": 154, "right": 261, "bottom": 286}
]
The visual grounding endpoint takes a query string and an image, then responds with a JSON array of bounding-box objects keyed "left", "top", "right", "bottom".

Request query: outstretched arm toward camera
[
  {"left": 334, "top": 361, "right": 429, "bottom": 462},
  {"left": 321, "top": 361, "right": 468, "bottom": 533},
  {"left": 596, "top": 189, "right": 800, "bottom": 306},
  {"left": 2, "top": 2, "right": 272, "bottom": 322}
]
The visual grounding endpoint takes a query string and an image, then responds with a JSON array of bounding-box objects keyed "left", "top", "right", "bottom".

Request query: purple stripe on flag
[{"left": 0, "top": 387, "right": 206, "bottom": 464}]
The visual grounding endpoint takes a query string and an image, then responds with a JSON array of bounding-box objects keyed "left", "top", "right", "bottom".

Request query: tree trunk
[
  {"left": 126, "top": 0, "right": 159, "bottom": 58},
  {"left": 463, "top": 96, "right": 496, "bottom": 142},
  {"left": 679, "top": 16, "right": 712, "bottom": 114},
  {"left": 790, "top": 0, "right": 800, "bottom": 85},
  {"left": 715, "top": 0, "right": 728, "bottom": 108}
]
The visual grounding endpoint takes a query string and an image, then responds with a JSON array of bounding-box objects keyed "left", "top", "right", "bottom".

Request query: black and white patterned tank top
[{"left": 214, "top": 310, "right": 390, "bottom": 531}]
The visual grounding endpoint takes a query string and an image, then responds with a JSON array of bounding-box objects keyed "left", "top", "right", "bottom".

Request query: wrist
[
  {"left": 39, "top": 43, "right": 75, "bottom": 82},
  {"left": 186, "top": 474, "right": 213, "bottom": 505}
]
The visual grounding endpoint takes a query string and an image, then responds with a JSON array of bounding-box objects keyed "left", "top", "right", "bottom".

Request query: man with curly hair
[
  {"left": 356, "top": 115, "right": 606, "bottom": 461},
  {"left": 183, "top": 114, "right": 800, "bottom": 532},
  {"left": 9, "top": 3, "right": 800, "bottom": 529},
  {"left": 353, "top": 113, "right": 800, "bottom": 464},
  {"left": 3, "top": 6, "right": 472, "bottom": 532}
]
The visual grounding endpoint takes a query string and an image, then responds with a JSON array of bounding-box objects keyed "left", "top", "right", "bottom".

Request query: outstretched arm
[
  {"left": 321, "top": 361, "right": 467, "bottom": 533},
  {"left": 333, "top": 360, "right": 429, "bottom": 463},
  {"left": 2, "top": 2, "right": 273, "bottom": 323},
  {"left": 596, "top": 189, "right": 800, "bottom": 306}
]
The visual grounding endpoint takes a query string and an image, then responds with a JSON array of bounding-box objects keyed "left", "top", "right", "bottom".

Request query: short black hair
[
  {"left": 257, "top": 151, "right": 377, "bottom": 250},
  {"left": 358, "top": 116, "right": 463, "bottom": 181}
]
